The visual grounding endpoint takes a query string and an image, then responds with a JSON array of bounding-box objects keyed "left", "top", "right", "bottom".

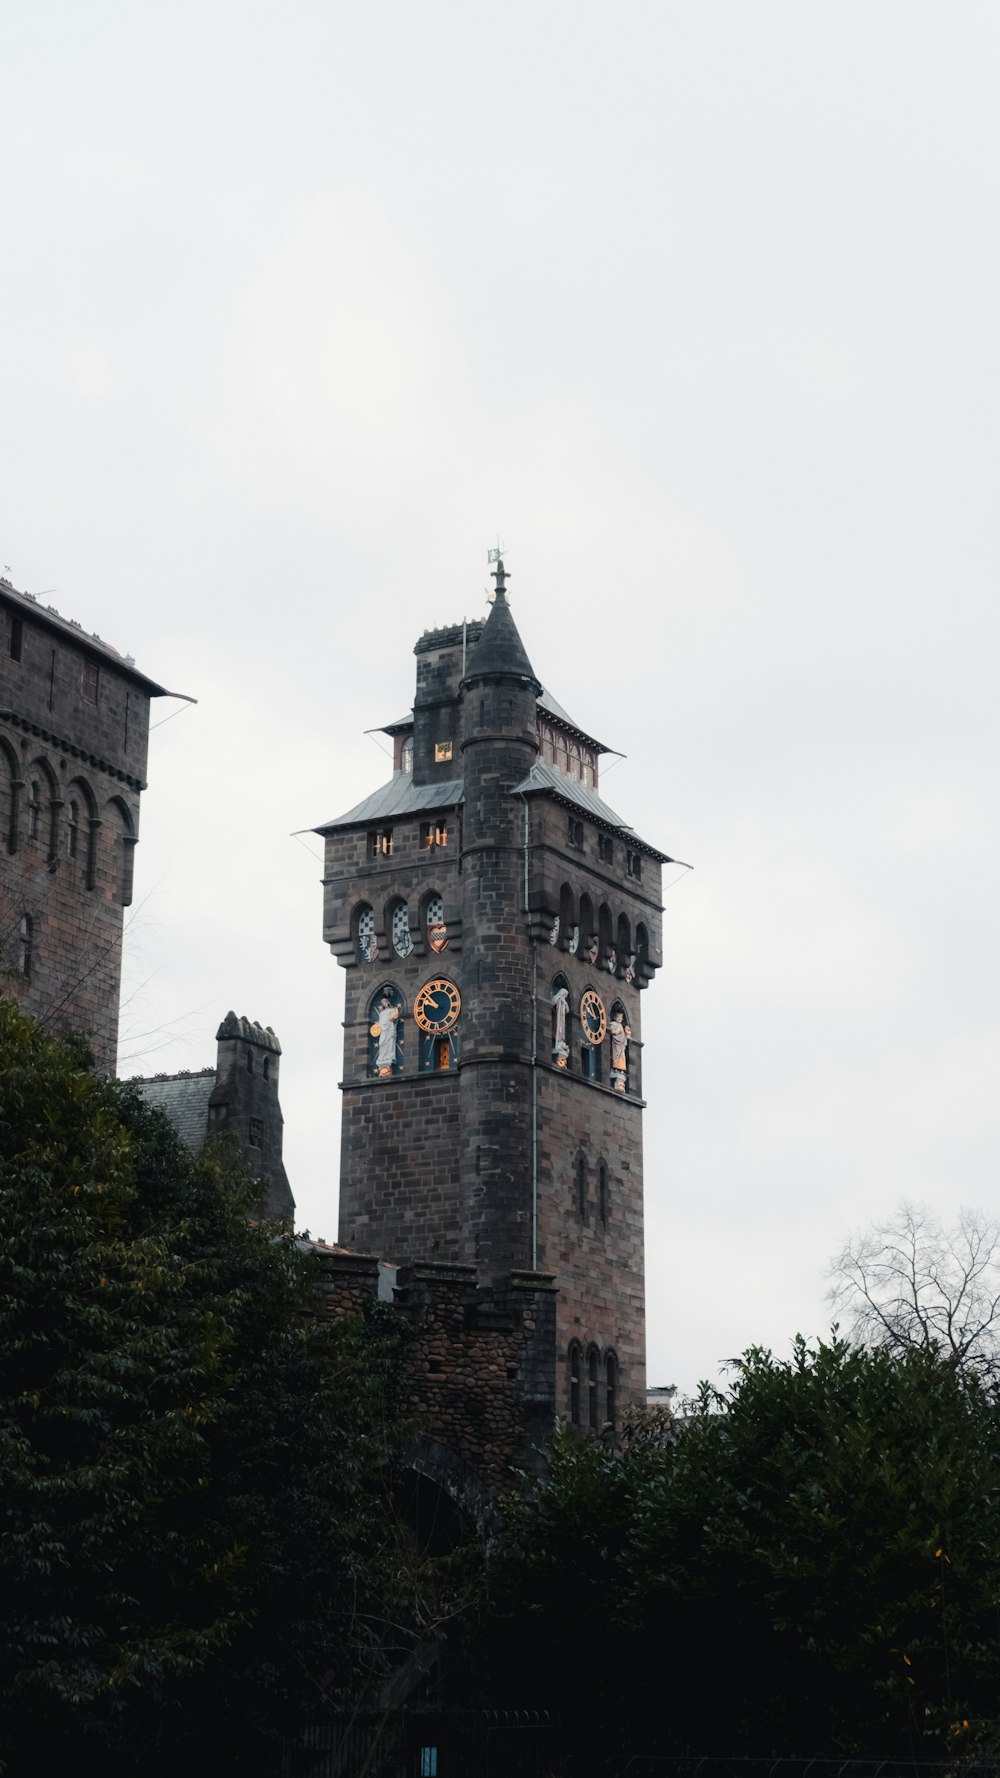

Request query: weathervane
[{"left": 487, "top": 540, "right": 510, "bottom": 601}]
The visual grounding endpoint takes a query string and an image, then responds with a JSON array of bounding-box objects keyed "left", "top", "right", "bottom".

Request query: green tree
[
  {"left": 0, "top": 995, "right": 408, "bottom": 1773},
  {"left": 489, "top": 1338, "right": 1000, "bottom": 1766}
]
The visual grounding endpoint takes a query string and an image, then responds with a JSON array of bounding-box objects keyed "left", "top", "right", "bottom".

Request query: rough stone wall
[
  {"left": 318, "top": 1253, "right": 558, "bottom": 1491},
  {"left": 0, "top": 586, "right": 156, "bottom": 1072},
  {"left": 209, "top": 1014, "right": 294, "bottom": 1220}
]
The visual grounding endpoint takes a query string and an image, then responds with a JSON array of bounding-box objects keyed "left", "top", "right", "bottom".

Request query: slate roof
[
  {"left": 461, "top": 580, "right": 539, "bottom": 686},
  {"left": 132, "top": 1070, "right": 215, "bottom": 1152},
  {"left": 315, "top": 776, "right": 464, "bottom": 834},
  {"left": 0, "top": 577, "right": 176, "bottom": 697},
  {"left": 511, "top": 759, "right": 674, "bottom": 861},
  {"left": 374, "top": 688, "right": 608, "bottom": 752}
]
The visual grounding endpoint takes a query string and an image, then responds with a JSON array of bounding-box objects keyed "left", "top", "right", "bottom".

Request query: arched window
[
  {"left": 617, "top": 912, "right": 631, "bottom": 977},
  {"left": 18, "top": 913, "right": 32, "bottom": 978},
  {"left": 576, "top": 1153, "right": 587, "bottom": 1220},
  {"left": 598, "top": 1160, "right": 608, "bottom": 1225},
  {"left": 588, "top": 1347, "right": 600, "bottom": 1430},
  {"left": 107, "top": 796, "right": 136, "bottom": 905},
  {"left": 66, "top": 799, "right": 79, "bottom": 859},
  {"left": 568, "top": 1343, "right": 582, "bottom": 1426},
  {"left": 558, "top": 882, "right": 575, "bottom": 951},
  {"left": 263, "top": 1057, "right": 271, "bottom": 1081},
  {"left": 598, "top": 903, "right": 614, "bottom": 974},
  {"left": 390, "top": 899, "right": 413, "bottom": 958},
  {"left": 368, "top": 983, "right": 405, "bottom": 1077},
  {"left": 400, "top": 734, "right": 413, "bottom": 775},
  {"left": 423, "top": 892, "right": 448, "bottom": 955},
  {"left": 0, "top": 738, "right": 18, "bottom": 853},
  {"left": 605, "top": 1352, "right": 618, "bottom": 1429},
  {"left": 26, "top": 779, "right": 41, "bottom": 841},
  {"left": 246, "top": 1049, "right": 255, "bottom": 1075},
  {"left": 355, "top": 903, "right": 377, "bottom": 964}
]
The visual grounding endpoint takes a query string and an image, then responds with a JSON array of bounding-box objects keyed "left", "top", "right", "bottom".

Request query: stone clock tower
[{"left": 315, "top": 559, "right": 676, "bottom": 1423}]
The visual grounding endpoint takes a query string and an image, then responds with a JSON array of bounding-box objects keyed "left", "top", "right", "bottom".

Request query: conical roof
[{"left": 462, "top": 560, "right": 540, "bottom": 686}]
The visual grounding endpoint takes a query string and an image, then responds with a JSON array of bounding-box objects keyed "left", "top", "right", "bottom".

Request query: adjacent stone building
[
  {"left": 0, "top": 577, "right": 178, "bottom": 1072},
  {"left": 316, "top": 557, "right": 677, "bottom": 1427},
  {"left": 132, "top": 1012, "right": 295, "bottom": 1221}
]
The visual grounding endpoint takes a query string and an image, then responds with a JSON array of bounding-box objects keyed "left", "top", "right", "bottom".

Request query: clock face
[
  {"left": 413, "top": 977, "right": 461, "bottom": 1035},
  {"left": 580, "top": 988, "right": 607, "bottom": 1046}
]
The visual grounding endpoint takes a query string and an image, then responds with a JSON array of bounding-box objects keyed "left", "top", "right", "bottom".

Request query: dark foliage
[
  {"left": 486, "top": 1337, "right": 1000, "bottom": 1770},
  {"left": 0, "top": 996, "right": 409, "bottom": 1773}
]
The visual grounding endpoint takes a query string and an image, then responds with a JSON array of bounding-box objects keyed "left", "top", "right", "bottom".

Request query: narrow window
[
  {"left": 246, "top": 1050, "right": 255, "bottom": 1075},
  {"left": 248, "top": 1117, "right": 262, "bottom": 1148},
  {"left": 626, "top": 849, "right": 642, "bottom": 880},
  {"left": 66, "top": 800, "right": 79, "bottom": 859},
  {"left": 82, "top": 660, "right": 99, "bottom": 704},
  {"left": 576, "top": 1154, "right": 587, "bottom": 1219},
  {"left": 27, "top": 781, "right": 40, "bottom": 841},
  {"left": 368, "top": 828, "right": 393, "bottom": 858},
  {"left": 598, "top": 834, "right": 613, "bottom": 864},
  {"left": 263, "top": 1057, "right": 271, "bottom": 1080},
  {"left": 569, "top": 1345, "right": 581, "bottom": 1427},
  {"left": 434, "top": 739, "right": 453, "bottom": 763},
  {"left": 17, "top": 913, "right": 32, "bottom": 978},
  {"left": 605, "top": 1353, "right": 618, "bottom": 1429},
  {"left": 420, "top": 821, "right": 448, "bottom": 850},
  {"left": 400, "top": 735, "right": 413, "bottom": 774},
  {"left": 599, "top": 1162, "right": 608, "bottom": 1225},
  {"left": 9, "top": 617, "right": 22, "bottom": 661},
  {"left": 588, "top": 1349, "right": 599, "bottom": 1429},
  {"left": 568, "top": 817, "right": 584, "bottom": 848},
  {"left": 357, "top": 906, "right": 377, "bottom": 963}
]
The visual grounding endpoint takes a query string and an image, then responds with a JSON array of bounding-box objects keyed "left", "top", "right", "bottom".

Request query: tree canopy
[
  {"left": 487, "top": 1336, "right": 1000, "bottom": 1768},
  {"left": 0, "top": 995, "right": 409, "bottom": 1773}
]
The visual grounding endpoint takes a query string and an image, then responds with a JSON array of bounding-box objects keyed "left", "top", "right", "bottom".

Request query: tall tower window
[
  {"left": 82, "top": 660, "right": 100, "bottom": 704},
  {"left": 26, "top": 780, "right": 41, "bottom": 841},
  {"left": 17, "top": 913, "right": 32, "bottom": 978},
  {"left": 588, "top": 1347, "right": 600, "bottom": 1429},
  {"left": 421, "top": 821, "right": 448, "bottom": 849},
  {"left": 605, "top": 1352, "right": 618, "bottom": 1429},
  {"left": 598, "top": 1161, "right": 608, "bottom": 1225},
  {"left": 569, "top": 1344, "right": 582, "bottom": 1426},
  {"left": 576, "top": 1154, "right": 587, "bottom": 1220},
  {"left": 66, "top": 800, "right": 79, "bottom": 859},
  {"left": 626, "top": 849, "right": 642, "bottom": 880},
  {"left": 400, "top": 735, "right": 413, "bottom": 774}
]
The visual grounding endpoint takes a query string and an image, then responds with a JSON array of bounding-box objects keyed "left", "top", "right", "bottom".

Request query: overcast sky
[{"left": 3, "top": 2, "right": 999, "bottom": 1394}]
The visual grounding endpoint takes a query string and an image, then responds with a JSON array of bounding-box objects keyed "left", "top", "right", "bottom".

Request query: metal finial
[{"left": 487, "top": 542, "right": 510, "bottom": 601}]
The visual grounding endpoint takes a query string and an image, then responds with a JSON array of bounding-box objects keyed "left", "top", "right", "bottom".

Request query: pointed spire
[{"left": 463, "top": 553, "right": 540, "bottom": 687}]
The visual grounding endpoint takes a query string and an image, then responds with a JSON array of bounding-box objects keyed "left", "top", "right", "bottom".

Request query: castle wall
[{"left": 0, "top": 584, "right": 160, "bottom": 1072}]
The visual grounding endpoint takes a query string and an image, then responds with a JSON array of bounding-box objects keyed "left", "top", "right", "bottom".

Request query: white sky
[{"left": 3, "top": 2, "right": 998, "bottom": 1395}]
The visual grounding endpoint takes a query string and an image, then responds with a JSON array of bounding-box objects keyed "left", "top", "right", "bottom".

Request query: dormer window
[{"left": 434, "top": 739, "right": 453, "bottom": 763}]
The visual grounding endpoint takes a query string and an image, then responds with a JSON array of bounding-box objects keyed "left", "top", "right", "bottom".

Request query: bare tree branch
[{"left": 828, "top": 1201, "right": 1000, "bottom": 1379}]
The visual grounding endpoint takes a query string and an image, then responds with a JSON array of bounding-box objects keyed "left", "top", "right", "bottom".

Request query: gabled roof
[
  {"left": 131, "top": 1071, "right": 216, "bottom": 1152},
  {"left": 315, "top": 775, "right": 463, "bottom": 833},
  {"left": 511, "top": 759, "right": 674, "bottom": 862}
]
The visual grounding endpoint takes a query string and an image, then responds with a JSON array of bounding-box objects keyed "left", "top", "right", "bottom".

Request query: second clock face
[
  {"left": 414, "top": 977, "right": 461, "bottom": 1035},
  {"left": 580, "top": 988, "right": 607, "bottom": 1046}
]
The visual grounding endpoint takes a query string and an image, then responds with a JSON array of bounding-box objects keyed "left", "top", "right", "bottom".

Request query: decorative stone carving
[
  {"left": 370, "top": 990, "right": 400, "bottom": 1076},
  {"left": 426, "top": 893, "right": 448, "bottom": 954},
  {"left": 605, "top": 947, "right": 617, "bottom": 976},
  {"left": 624, "top": 953, "right": 636, "bottom": 985},
  {"left": 609, "top": 1009, "right": 631, "bottom": 1092},
  {"left": 567, "top": 925, "right": 580, "bottom": 955},
  {"left": 548, "top": 916, "right": 560, "bottom": 947},
  {"left": 585, "top": 933, "right": 599, "bottom": 965},
  {"left": 550, "top": 984, "right": 570, "bottom": 1069}
]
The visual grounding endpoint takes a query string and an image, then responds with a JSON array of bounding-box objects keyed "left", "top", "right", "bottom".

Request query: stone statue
[
  {"left": 568, "top": 925, "right": 580, "bottom": 955},
  {"left": 550, "top": 984, "right": 570, "bottom": 1069},
  {"left": 585, "top": 933, "right": 599, "bottom": 964},
  {"left": 548, "top": 916, "right": 560, "bottom": 946},
  {"left": 370, "top": 991, "right": 400, "bottom": 1076},
  {"left": 605, "top": 946, "right": 617, "bottom": 976},
  {"left": 608, "top": 1010, "right": 631, "bottom": 1092}
]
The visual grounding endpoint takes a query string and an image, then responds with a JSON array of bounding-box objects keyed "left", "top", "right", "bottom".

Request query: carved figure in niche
[
  {"left": 609, "top": 1010, "right": 631, "bottom": 1091},
  {"left": 605, "top": 947, "right": 617, "bottom": 976},
  {"left": 585, "top": 933, "right": 599, "bottom": 965},
  {"left": 550, "top": 985, "right": 570, "bottom": 1069},
  {"left": 358, "top": 908, "right": 378, "bottom": 964},
  {"left": 370, "top": 990, "right": 400, "bottom": 1077},
  {"left": 548, "top": 916, "right": 560, "bottom": 947},
  {"left": 568, "top": 925, "right": 580, "bottom": 956},
  {"left": 624, "top": 953, "right": 636, "bottom": 985}
]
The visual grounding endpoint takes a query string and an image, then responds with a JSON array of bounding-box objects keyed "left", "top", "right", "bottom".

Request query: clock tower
[{"left": 315, "top": 559, "right": 676, "bottom": 1423}]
